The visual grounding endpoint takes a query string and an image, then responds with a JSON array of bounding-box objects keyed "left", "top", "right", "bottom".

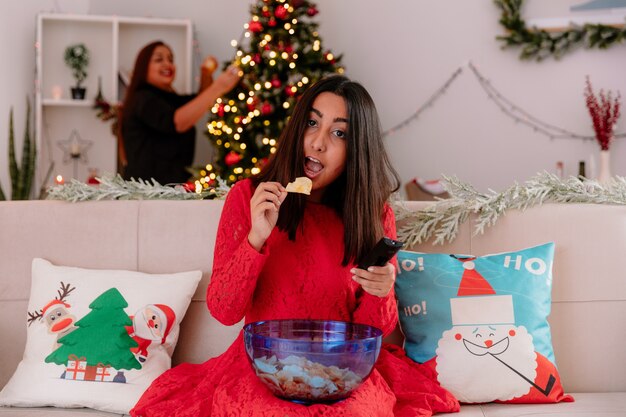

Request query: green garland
[
  {"left": 46, "top": 174, "right": 230, "bottom": 202},
  {"left": 395, "top": 172, "right": 626, "bottom": 246},
  {"left": 46, "top": 172, "right": 626, "bottom": 247},
  {"left": 495, "top": 0, "right": 626, "bottom": 60}
]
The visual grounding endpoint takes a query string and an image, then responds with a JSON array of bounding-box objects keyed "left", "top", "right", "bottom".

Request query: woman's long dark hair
[
  {"left": 121, "top": 41, "right": 170, "bottom": 126},
  {"left": 252, "top": 75, "right": 400, "bottom": 266}
]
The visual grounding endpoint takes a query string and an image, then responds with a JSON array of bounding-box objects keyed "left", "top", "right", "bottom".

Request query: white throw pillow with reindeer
[{"left": 0, "top": 258, "right": 201, "bottom": 414}]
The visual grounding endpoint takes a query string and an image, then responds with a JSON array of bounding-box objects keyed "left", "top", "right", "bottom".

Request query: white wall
[
  {"left": 2, "top": 0, "right": 625, "bottom": 195},
  {"left": 0, "top": 2, "right": 50, "bottom": 197}
]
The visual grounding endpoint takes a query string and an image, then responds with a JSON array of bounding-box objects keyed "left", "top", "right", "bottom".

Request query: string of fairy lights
[
  {"left": 206, "top": 20, "right": 332, "bottom": 145},
  {"left": 382, "top": 67, "right": 464, "bottom": 138},
  {"left": 383, "top": 61, "right": 625, "bottom": 140},
  {"left": 198, "top": 0, "right": 342, "bottom": 189}
]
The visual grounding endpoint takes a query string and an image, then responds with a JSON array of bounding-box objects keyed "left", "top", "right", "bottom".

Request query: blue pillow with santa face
[{"left": 396, "top": 243, "right": 573, "bottom": 404}]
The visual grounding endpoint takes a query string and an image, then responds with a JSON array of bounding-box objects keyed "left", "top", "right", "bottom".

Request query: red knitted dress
[{"left": 130, "top": 179, "right": 459, "bottom": 417}]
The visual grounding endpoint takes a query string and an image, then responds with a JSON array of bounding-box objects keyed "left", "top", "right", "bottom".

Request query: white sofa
[{"left": 0, "top": 199, "right": 625, "bottom": 416}]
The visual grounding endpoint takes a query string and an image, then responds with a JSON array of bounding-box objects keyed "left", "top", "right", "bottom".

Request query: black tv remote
[{"left": 358, "top": 237, "right": 405, "bottom": 270}]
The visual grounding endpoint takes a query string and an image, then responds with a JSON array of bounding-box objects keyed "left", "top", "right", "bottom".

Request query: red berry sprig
[{"left": 585, "top": 76, "right": 621, "bottom": 151}]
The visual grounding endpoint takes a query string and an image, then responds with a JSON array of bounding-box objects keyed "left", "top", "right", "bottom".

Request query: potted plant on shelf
[{"left": 64, "top": 43, "right": 90, "bottom": 99}]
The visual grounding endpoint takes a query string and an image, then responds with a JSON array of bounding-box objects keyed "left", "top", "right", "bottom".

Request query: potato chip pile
[{"left": 253, "top": 354, "right": 362, "bottom": 402}]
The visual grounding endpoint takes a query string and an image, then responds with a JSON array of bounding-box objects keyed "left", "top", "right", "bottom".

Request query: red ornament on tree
[
  {"left": 248, "top": 20, "right": 263, "bottom": 33},
  {"left": 261, "top": 101, "right": 273, "bottom": 115},
  {"left": 306, "top": 7, "right": 318, "bottom": 16},
  {"left": 253, "top": 53, "right": 262, "bottom": 64},
  {"left": 274, "top": 5, "right": 288, "bottom": 19},
  {"left": 285, "top": 44, "right": 294, "bottom": 54},
  {"left": 268, "top": 18, "right": 277, "bottom": 27},
  {"left": 285, "top": 85, "right": 296, "bottom": 97},
  {"left": 262, "top": 10, "right": 271, "bottom": 17},
  {"left": 271, "top": 77, "right": 282, "bottom": 88},
  {"left": 225, "top": 151, "right": 243, "bottom": 167},
  {"left": 247, "top": 97, "right": 258, "bottom": 111},
  {"left": 258, "top": 157, "right": 269, "bottom": 168},
  {"left": 217, "top": 103, "right": 225, "bottom": 117}
]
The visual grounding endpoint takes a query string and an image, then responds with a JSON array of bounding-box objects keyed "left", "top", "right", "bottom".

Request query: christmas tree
[
  {"left": 45, "top": 288, "right": 141, "bottom": 371},
  {"left": 200, "top": 0, "right": 343, "bottom": 187}
]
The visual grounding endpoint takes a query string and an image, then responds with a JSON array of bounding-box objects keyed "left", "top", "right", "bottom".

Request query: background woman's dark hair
[
  {"left": 121, "top": 41, "right": 169, "bottom": 126},
  {"left": 253, "top": 75, "right": 401, "bottom": 266}
]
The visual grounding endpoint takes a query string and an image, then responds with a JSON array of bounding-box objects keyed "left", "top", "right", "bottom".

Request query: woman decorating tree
[
  {"left": 121, "top": 41, "right": 240, "bottom": 185},
  {"left": 130, "top": 75, "right": 459, "bottom": 417}
]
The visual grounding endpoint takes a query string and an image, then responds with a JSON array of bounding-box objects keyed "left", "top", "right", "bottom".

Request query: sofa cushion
[
  {"left": 395, "top": 243, "right": 573, "bottom": 404},
  {"left": 0, "top": 258, "right": 201, "bottom": 415}
]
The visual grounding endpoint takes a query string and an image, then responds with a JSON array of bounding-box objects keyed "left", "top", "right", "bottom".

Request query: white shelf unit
[{"left": 35, "top": 13, "right": 193, "bottom": 190}]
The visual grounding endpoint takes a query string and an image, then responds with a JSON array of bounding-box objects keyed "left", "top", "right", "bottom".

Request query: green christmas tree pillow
[{"left": 0, "top": 258, "right": 201, "bottom": 414}]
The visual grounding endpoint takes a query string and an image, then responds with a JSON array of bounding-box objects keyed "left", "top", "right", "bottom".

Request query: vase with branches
[{"left": 584, "top": 76, "right": 621, "bottom": 183}]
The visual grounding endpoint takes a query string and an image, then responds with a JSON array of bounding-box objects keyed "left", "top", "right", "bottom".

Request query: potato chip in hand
[{"left": 286, "top": 177, "right": 312, "bottom": 195}]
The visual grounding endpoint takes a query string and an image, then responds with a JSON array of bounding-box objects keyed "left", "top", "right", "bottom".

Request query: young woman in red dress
[{"left": 130, "top": 75, "right": 459, "bottom": 417}]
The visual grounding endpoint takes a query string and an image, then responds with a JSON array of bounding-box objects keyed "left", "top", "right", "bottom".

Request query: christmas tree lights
[{"left": 200, "top": 0, "right": 343, "bottom": 187}]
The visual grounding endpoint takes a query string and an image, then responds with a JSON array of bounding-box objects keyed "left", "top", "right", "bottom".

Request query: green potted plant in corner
[
  {"left": 0, "top": 99, "right": 36, "bottom": 200},
  {"left": 64, "top": 43, "right": 90, "bottom": 99}
]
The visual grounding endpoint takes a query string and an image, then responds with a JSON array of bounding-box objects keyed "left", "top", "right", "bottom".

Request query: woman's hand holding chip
[{"left": 248, "top": 182, "right": 287, "bottom": 252}]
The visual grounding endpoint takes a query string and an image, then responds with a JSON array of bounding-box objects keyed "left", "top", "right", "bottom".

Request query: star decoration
[{"left": 57, "top": 129, "right": 93, "bottom": 164}]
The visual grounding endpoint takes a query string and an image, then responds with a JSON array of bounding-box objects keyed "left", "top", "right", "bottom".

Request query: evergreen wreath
[
  {"left": 395, "top": 172, "right": 626, "bottom": 246},
  {"left": 495, "top": 0, "right": 626, "bottom": 60}
]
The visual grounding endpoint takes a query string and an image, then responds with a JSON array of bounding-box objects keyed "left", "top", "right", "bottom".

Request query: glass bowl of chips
[{"left": 243, "top": 319, "right": 382, "bottom": 404}]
